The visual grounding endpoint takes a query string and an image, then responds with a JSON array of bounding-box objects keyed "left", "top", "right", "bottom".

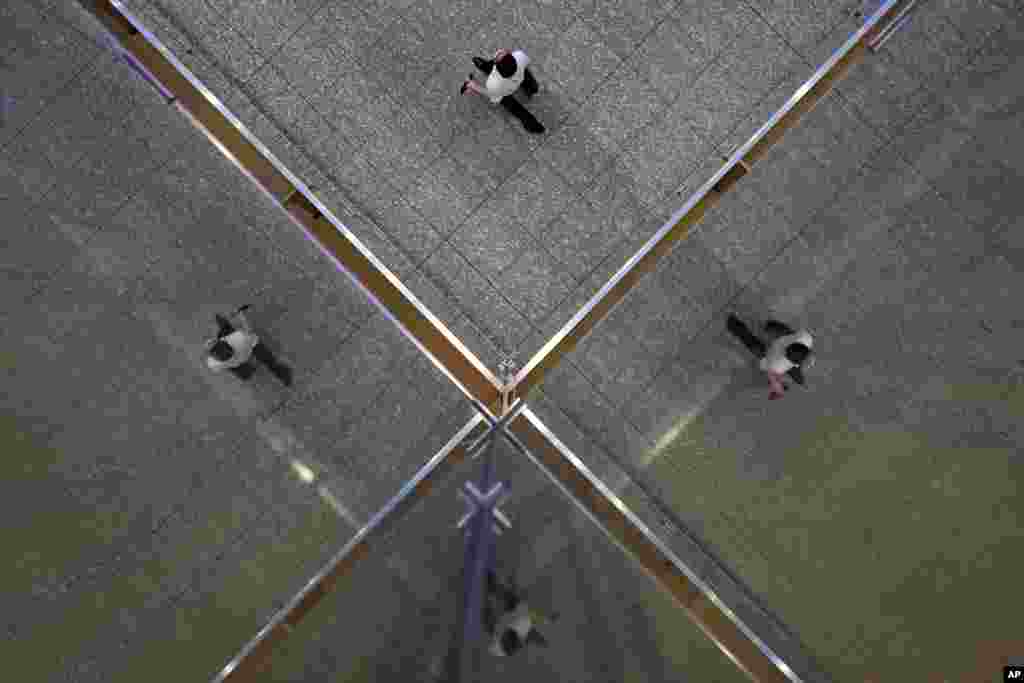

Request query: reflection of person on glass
[
  {"left": 482, "top": 571, "right": 554, "bottom": 656},
  {"left": 461, "top": 48, "right": 545, "bottom": 135},
  {"left": 205, "top": 305, "right": 292, "bottom": 386},
  {"left": 727, "top": 314, "right": 814, "bottom": 400}
]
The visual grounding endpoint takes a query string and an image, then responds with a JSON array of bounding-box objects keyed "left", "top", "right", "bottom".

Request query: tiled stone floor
[{"left": 3, "top": 0, "right": 1023, "bottom": 681}]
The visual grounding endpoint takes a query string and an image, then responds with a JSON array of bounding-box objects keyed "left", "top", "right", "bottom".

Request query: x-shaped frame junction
[{"left": 80, "top": 1, "right": 919, "bottom": 681}]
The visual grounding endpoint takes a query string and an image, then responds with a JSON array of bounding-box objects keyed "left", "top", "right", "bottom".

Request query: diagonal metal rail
[{"left": 74, "top": 0, "right": 916, "bottom": 680}]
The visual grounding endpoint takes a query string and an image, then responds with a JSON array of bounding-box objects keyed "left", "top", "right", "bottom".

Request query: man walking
[
  {"left": 205, "top": 305, "right": 293, "bottom": 386},
  {"left": 727, "top": 314, "right": 814, "bottom": 400},
  {"left": 482, "top": 570, "right": 556, "bottom": 656},
  {"left": 461, "top": 48, "right": 545, "bottom": 134}
]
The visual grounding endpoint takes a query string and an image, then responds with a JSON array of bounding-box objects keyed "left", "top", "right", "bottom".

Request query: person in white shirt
[
  {"left": 727, "top": 314, "right": 814, "bottom": 400},
  {"left": 205, "top": 305, "right": 292, "bottom": 386},
  {"left": 482, "top": 571, "right": 555, "bottom": 656},
  {"left": 461, "top": 48, "right": 545, "bottom": 134}
]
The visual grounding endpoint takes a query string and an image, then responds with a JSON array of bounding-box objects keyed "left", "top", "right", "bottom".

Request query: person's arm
[
  {"left": 464, "top": 79, "right": 490, "bottom": 99},
  {"left": 232, "top": 307, "right": 253, "bottom": 333},
  {"left": 766, "top": 371, "right": 787, "bottom": 399}
]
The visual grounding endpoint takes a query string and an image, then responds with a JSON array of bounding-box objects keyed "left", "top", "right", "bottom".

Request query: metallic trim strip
[
  {"left": 212, "top": 413, "right": 487, "bottom": 681},
  {"left": 514, "top": 0, "right": 904, "bottom": 391},
  {"left": 868, "top": 0, "right": 920, "bottom": 51}
]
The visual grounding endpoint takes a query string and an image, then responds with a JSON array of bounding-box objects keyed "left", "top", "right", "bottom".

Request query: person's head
[
  {"left": 500, "top": 629, "right": 523, "bottom": 655},
  {"left": 784, "top": 342, "right": 812, "bottom": 366},
  {"left": 209, "top": 339, "right": 235, "bottom": 362},
  {"left": 495, "top": 52, "right": 518, "bottom": 78}
]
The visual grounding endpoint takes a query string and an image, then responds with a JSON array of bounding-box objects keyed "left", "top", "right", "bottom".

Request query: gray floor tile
[
  {"left": 396, "top": 268, "right": 464, "bottom": 334},
  {"left": 533, "top": 113, "right": 618, "bottom": 194},
  {"left": 577, "top": 0, "right": 676, "bottom": 60},
  {"left": 834, "top": 51, "right": 929, "bottom": 139},
  {"left": 717, "top": 10, "right": 805, "bottom": 103},
  {"left": 466, "top": 0, "right": 569, "bottom": 71},
  {"left": 626, "top": 14, "right": 713, "bottom": 103},
  {"left": 741, "top": 143, "right": 836, "bottom": 232},
  {"left": 928, "top": 145, "right": 1024, "bottom": 230},
  {"left": 697, "top": 189, "right": 795, "bottom": 287},
  {"left": 713, "top": 63, "right": 815, "bottom": 160},
  {"left": 0, "top": 6, "right": 99, "bottom": 148},
  {"left": 749, "top": 0, "right": 861, "bottom": 62},
  {"left": 577, "top": 64, "right": 666, "bottom": 152},
  {"left": 403, "top": 155, "right": 486, "bottom": 235},
  {"left": 268, "top": 9, "right": 353, "bottom": 105},
  {"left": 671, "top": 0, "right": 751, "bottom": 64},
  {"left": 336, "top": 203, "right": 420, "bottom": 279},
  {"left": 450, "top": 202, "right": 533, "bottom": 276},
  {"left": 399, "top": 0, "right": 494, "bottom": 52},
  {"left": 539, "top": 196, "right": 623, "bottom": 281},
  {"left": 663, "top": 236, "right": 739, "bottom": 324},
  {"left": 419, "top": 246, "right": 532, "bottom": 353},
  {"left": 490, "top": 158, "right": 577, "bottom": 234},
  {"left": 674, "top": 57, "right": 756, "bottom": 148},
  {"left": 359, "top": 15, "right": 439, "bottom": 93},
  {"left": 470, "top": 116, "right": 536, "bottom": 181},
  {"left": 446, "top": 313, "right": 506, "bottom": 372},
  {"left": 884, "top": 6, "right": 974, "bottom": 90},
  {"left": 219, "top": 0, "right": 326, "bottom": 60},
  {"left": 541, "top": 17, "right": 623, "bottom": 105},
  {"left": 781, "top": 91, "right": 884, "bottom": 176},
  {"left": 297, "top": 315, "right": 395, "bottom": 409},
  {"left": 575, "top": 305, "right": 661, "bottom": 402},
  {"left": 0, "top": 131, "right": 62, "bottom": 200},
  {"left": 930, "top": 0, "right": 1013, "bottom": 51},
  {"left": 618, "top": 104, "right": 713, "bottom": 209},
  {"left": 351, "top": 194, "right": 446, "bottom": 270},
  {"left": 583, "top": 157, "right": 665, "bottom": 242},
  {"left": 499, "top": 243, "right": 579, "bottom": 325},
  {"left": 0, "top": 204, "right": 85, "bottom": 307}
]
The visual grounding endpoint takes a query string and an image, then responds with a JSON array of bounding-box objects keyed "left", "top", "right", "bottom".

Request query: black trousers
[
  {"left": 726, "top": 315, "right": 806, "bottom": 385},
  {"left": 474, "top": 59, "right": 544, "bottom": 133},
  {"left": 215, "top": 314, "right": 293, "bottom": 386}
]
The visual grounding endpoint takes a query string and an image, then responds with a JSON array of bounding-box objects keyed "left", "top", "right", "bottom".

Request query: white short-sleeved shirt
[
  {"left": 488, "top": 605, "right": 533, "bottom": 656},
  {"left": 759, "top": 330, "right": 813, "bottom": 375},
  {"left": 485, "top": 50, "right": 529, "bottom": 104},
  {"left": 206, "top": 330, "right": 259, "bottom": 371}
]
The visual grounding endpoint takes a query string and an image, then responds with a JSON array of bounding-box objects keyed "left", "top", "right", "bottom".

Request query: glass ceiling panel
[{"left": 254, "top": 427, "right": 744, "bottom": 682}]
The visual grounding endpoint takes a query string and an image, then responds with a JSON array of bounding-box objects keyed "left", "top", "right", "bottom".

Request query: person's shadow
[{"left": 251, "top": 333, "right": 293, "bottom": 387}]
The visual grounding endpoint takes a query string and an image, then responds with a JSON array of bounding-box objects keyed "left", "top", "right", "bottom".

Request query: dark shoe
[{"left": 523, "top": 118, "right": 545, "bottom": 134}]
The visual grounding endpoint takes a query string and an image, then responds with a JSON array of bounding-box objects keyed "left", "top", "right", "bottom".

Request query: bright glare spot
[
  {"left": 648, "top": 407, "right": 701, "bottom": 463},
  {"left": 317, "top": 485, "right": 360, "bottom": 528},
  {"left": 290, "top": 459, "right": 316, "bottom": 483}
]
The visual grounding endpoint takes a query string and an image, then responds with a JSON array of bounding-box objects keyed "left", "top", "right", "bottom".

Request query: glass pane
[{"left": 255, "top": 422, "right": 744, "bottom": 681}]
